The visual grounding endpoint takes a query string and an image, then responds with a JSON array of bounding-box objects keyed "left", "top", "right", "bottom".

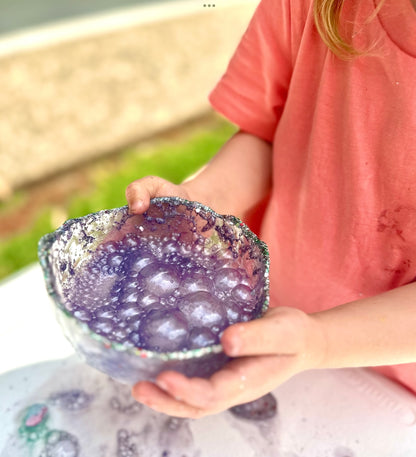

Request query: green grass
[{"left": 0, "top": 118, "right": 236, "bottom": 281}]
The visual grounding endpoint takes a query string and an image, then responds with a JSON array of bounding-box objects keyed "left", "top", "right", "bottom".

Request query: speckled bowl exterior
[{"left": 38, "top": 197, "right": 270, "bottom": 385}]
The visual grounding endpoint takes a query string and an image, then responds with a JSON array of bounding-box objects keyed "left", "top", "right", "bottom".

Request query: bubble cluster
[
  {"left": 229, "top": 393, "right": 278, "bottom": 420},
  {"left": 65, "top": 230, "right": 263, "bottom": 353},
  {"left": 48, "top": 389, "right": 93, "bottom": 411}
]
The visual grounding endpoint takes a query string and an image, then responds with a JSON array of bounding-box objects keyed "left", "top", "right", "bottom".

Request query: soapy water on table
[{"left": 64, "top": 230, "right": 262, "bottom": 352}]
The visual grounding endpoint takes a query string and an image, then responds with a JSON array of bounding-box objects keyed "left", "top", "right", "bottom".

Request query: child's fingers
[
  {"left": 153, "top": 355, "right": 294, "bottom": 413},
  {"left": 126, "top": 176, "right": 189, "bottom": 214},
  {"left": 125, "top": 176, "right": 164, "bottom": 213},
  {"left": 155, "top": 371, "right": 216, "bottom": 410},
  {"left": 131, "top": 380, "right": 204, "bottom": 418},
  {"left": 221, "top": 306, "right": 317, "bottom": 359}
]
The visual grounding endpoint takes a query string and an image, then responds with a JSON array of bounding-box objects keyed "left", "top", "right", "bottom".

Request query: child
[{"left": 126, "top": 0, "right": 416, "bottom": 418}]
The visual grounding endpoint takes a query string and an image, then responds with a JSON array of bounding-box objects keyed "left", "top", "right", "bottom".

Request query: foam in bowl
[{"left": 38, "top": 197, "right": 269, "bottom": 385}]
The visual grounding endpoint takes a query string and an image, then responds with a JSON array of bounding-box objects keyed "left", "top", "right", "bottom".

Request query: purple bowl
[{"left": 38, "top": 197, "right": 269, "bottom": 385}]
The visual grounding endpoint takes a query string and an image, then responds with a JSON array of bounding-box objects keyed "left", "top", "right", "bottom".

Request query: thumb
[{"left": 221, "top": 307, "right": 316, "bottom": 358}]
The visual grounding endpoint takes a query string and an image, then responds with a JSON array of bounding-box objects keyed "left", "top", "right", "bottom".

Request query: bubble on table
[
  {"left": 41, "top": 429, "right": 80, "bottom": 457},
  {"left": 19, "top": 403, "right": 49, "bottom": 442},
  {"left": 158, "top": 418, "right": 195, "bottom": 457},
  {"left": 229, "top": 393, "right": 278, "bottom": 421},
  {"left": 116, "top": 428, "right": 140, "bottom": 457},
  {"left": 48, "top": 389, "right": 93, "bottom": 411},
  {"left": 110, "top": 397, "right": 142, "bottom": 416}
]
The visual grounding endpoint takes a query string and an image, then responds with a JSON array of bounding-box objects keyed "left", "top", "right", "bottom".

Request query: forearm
[
  {"left": 182, "top": 130, "right": 272, "bottom": 219},
  {"left": 312, "top": 282, "right": 416, "bottom": 369}
]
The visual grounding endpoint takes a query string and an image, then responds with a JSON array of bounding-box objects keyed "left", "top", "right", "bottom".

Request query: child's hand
[
  {"left": 126, "top": 176, "right": 192, "bottom": 214},
  {"left": 131, "top": 306, "right": 325, "bottom": 418}
]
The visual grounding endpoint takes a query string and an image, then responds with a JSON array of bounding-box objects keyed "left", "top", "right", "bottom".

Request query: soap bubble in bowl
[{"left": 38, "top": 197, "right": 270, "bottom": 385}]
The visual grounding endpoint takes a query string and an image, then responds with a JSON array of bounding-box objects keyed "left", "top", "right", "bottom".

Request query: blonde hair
[{"left": 313, "top": 0, "right": 384, "bottom": 59}]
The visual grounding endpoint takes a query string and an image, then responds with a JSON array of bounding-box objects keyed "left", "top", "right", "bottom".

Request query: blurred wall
[{"left": 0, "top": 0, "right": 257, "bottom": 198}]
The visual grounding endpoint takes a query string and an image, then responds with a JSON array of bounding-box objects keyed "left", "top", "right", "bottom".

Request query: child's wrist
[
  {"left": 302, "top": 313, "right": 329, "bottom": 371},
  {"left": 181, "top": 179, "right": 217, "bottom": 211}
]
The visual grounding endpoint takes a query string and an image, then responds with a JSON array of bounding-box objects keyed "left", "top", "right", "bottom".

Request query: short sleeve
[{"left": 209, "top": 0, "right": 294, "bottom": 143}]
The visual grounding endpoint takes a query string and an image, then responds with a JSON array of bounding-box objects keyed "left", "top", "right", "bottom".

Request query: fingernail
[
  {"left": 156, "top": 380, "right": 168, "bottom": 392},
  {"left": 225, "top": 337, "right": 241, "bottom": 357},
  {"left": 130, "top": 200, "right": 144, "bottom": 213}
]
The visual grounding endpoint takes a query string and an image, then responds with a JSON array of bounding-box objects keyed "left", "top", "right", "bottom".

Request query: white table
[{"left": 1, "top": 264, "right": 416, "bottom": 456}]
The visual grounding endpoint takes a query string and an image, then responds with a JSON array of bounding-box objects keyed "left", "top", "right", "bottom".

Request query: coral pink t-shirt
[{"left": 209, "top": 0, "right": 416, "bottom": 392}]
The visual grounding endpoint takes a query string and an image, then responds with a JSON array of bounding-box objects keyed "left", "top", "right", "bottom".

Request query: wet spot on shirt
[
  {"left": 384, "top": 259, "right": 412, "bottom": 276},
  {"left": 377, "top": 208, "right": 406, "bottom": 241}
]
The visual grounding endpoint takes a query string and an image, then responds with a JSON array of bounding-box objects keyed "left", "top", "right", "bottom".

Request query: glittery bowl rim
[{"left": 38, "top": 196, "right": 270, "bottom": 362}]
